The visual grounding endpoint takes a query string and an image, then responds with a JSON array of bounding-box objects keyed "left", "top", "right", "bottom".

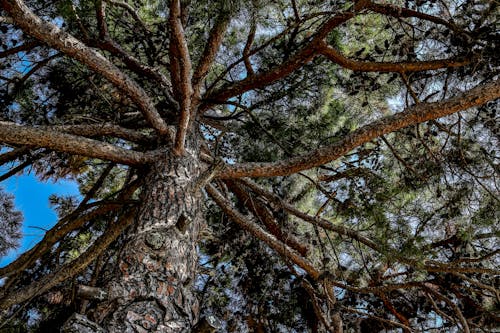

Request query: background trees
[
  {"left": 0, "top": 0, "right": 498, "bottom": 332},
  {"left": 0, "top": 186, "right": 22, "bottom": 257}
]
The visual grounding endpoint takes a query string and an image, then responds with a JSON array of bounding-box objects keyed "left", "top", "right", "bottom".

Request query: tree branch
[
  {"left": 1, "top": 0, "right": 171, "bottom": 138},
  {"left": 225, "top": 180, "right": 309, "bottom": 256},
  {"left": 51, "top": 123, "right": 154, "bottom": 144},
  {"left": 95, "top": 0, "right": 108, "bottom": 40},
  {"left": 367, "top": 1, "right": 466, "bottom": 35},
  {"left": 0, "top": 203, "right": 119, "bottom": 278},
  {"left": 78, "top": 163, "right": 115, "bottom": 208},
  {"left": 0, "top": 158, "right": 33, "bottom": 182},
  {"left": 93, "top": 1, "right": 172, "bottom": 95},
  {"left": 424, "top": 287, "right": 471, "bottom": 333},
  {"left": 106, "top": 0, "right": 150, "bottom": 33},
  {"left": 237, "top": 178, "right": 383, "bottom": 253},
  {"left": 0, "top": 40, "right": 39, "bottom": 58},
  {"left": 205, "top": 184, "right": 320, "bottom": 279},
  {"left": 205, "top": 45, "right": 319, "bottom": 103},
  {"left": 0, "top": 208, "right": 137, "bottom": 311},
  {"left": 169, "top": 0, "right": 194, "bottom": 155},
  {"left": 205, "top": 12, "right": 355, "bottom": 104},
  {"left": 219, "top": 80, "right": 500, "bottom": 178},
  {"left": 0, "top": 146, "right": 30, "bottom": 167},
  {"left": 318, "top": 40, "right": 471, "bottom": 73},
  {"left": 192, "top": 14, "right": 230, "bottom": 97},
  {"left": 242, "top": 22, "right": 256, "bottom": 76},
  {"left": 12, "top": 53, "right": 61, "bottom": 88},
  {"left": 0, "top": 16, "right": 13, "bottom": 24},
  {"left": 0, "top": 121, "right": 151, "bottom": 165},
  {"left": 238, "top": 179, "right": 500, "bottom": 276},
  {"left": 0, "top": 180, "right": 140, "bottom": 278},
  {"left": 343, "top": 306, "right": 414, "bottom": 332}
]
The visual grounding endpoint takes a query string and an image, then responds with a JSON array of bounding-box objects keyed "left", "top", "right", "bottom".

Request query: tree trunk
[{"left": 90, "top": 145, "right": 203, "bottom": 332}]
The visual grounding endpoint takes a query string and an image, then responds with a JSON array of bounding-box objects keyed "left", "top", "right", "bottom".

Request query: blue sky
[{"left": 0, "top": 173, "right": 79, "bottom": 267}]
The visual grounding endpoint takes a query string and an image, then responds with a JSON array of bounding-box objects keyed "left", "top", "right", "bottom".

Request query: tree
[
  {"left": 0, "top": 186, "right": 22, "bottom": 257},
  {"left": 0, "top": 0, "right": 498, "bottom": 332}
]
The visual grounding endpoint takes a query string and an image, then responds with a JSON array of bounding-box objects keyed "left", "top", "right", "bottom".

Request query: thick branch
[
  {"left": 205, "top": 12, "right": 354, "bottom": 103},
  {"left": 226, "top": 180, "right": 309, "bottom": 256},
  {"left": 219, "top": 80, "right": 500, "bottom": 178},
  {"left": 0, "top": 121, "right": 150, "bottom": 165},
  {"left": 52, "top": 123, "right": 154, "bottom": 143},
  {"left": 319, "top": 41, "right": 471, "bottom": 73},
  {"left": 169, "top": 0, "right": 194, "bottom": 155},
  {"left": 205, "top": 184, "right": 320, "bottom": 279},
  {"left": 1, "top": 0, "right": 171, "bottom": 137},
  {"left": 192, "top": 14, "right": 230, "bottom": 96}
]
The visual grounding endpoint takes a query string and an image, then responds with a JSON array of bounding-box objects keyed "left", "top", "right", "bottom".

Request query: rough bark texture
[{"left": 90, "top": 143, "right": 203, "bottom": 332}]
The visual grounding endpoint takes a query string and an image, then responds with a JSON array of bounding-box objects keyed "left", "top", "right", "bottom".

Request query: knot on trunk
[
  {"left": 145, "top": 231, "right": 165, "bottom": 250},
  {"left": 175, "top": 213, "right": 191, "bottom": 233}
]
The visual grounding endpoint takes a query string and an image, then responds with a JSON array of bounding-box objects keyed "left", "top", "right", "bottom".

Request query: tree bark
[{"left": 90, "top": 143, "right": 203, "bottom": 332}]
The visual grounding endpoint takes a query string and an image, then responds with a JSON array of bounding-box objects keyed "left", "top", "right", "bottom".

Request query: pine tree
[
  {"left": 0, "top": 186, "right": 22, "bottom": 257},
  {"left": 0, "top": 0, "right": 498, "bottom": 332}
]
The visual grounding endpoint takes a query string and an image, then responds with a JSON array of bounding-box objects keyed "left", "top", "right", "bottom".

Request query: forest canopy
[{"left": 0, "top": 0, "right": 499, "bottom": 332}]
